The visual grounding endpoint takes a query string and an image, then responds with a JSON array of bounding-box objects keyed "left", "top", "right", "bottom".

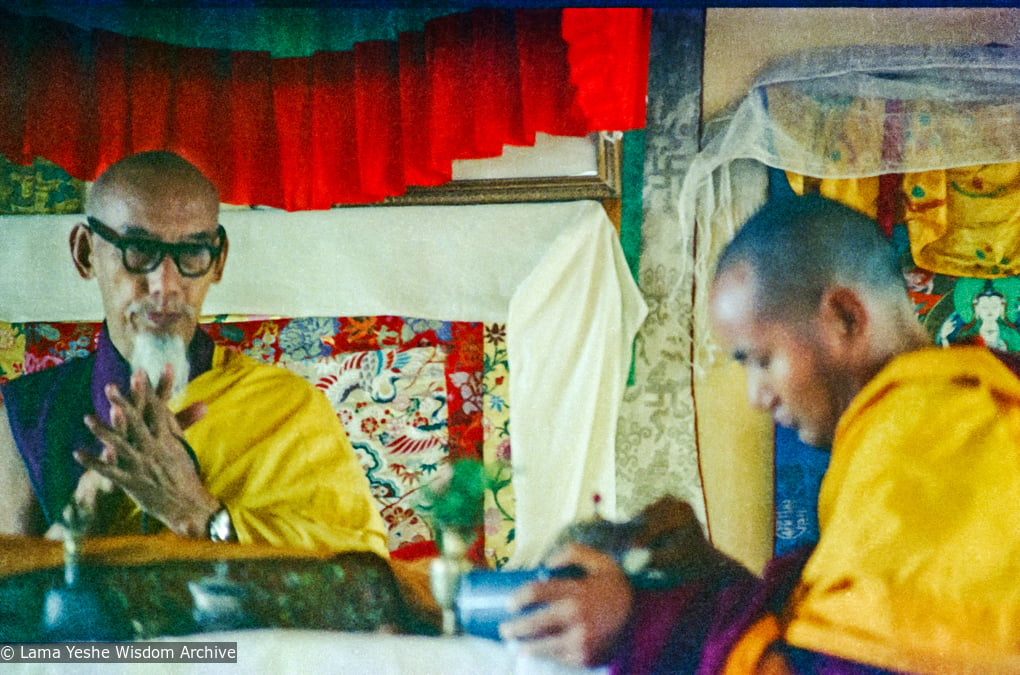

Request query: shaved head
[
  {"left": 72, "top": 150, "right": 225, "bottom": 361},
  {"left": 713, "top": 193, "right": 907, "bottom": 325},
  {"left": 709, "top": 193, "right": 931, "bottom": 447},
  {"left": 88, "top": 151, "right": 219, "bottom": 220}
]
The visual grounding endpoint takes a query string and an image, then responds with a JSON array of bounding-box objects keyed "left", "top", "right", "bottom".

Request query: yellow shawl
[
  {"left": 785, "top": 346, "right": 1020, "bottom": 674},
  {"left": 110, "top": 347, "right": 389, "bottom": 557}
]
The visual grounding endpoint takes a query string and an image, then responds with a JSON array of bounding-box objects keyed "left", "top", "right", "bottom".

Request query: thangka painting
[
  {"left": 0, "top": 316, "right": 516, "bottom": 568},
  {"left": 895, "top": 227, "right": 1020, "bottom": 352}
]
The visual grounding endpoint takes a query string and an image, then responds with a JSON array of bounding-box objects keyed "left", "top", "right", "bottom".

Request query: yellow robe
[
  {"left": 111, "top": 347, "right": 389, "bottom": 557},
  {"left": 784, "top": 346, "right": 1020, "bottom": 674}
]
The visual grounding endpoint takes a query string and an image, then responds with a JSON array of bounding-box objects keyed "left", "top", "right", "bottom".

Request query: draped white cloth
[
  {"left": 0, "top": 200, "right": 646, "bottom": 567},
  {"left": 679, "top": 44, "right": 1020, "bottom": 367}
]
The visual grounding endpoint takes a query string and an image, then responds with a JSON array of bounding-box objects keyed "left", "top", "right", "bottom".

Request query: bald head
[
  {"left": 713, "top": 193, "right": 908, "bottom": 325},
  {"left": 709, "top": 194, "right": 931, "bottom": 448},
  {"left": 72, "top": 150, "right": 226, "bottom": 362},
  {"left": 88, "top": 151, "right": 219, "bottom": 221}
]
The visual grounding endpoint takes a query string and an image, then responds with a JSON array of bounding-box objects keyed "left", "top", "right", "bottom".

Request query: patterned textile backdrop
[
  {"left": 615, "top": 10, "right": 706, "bottom": 523},
  {"left": 0, "top": 156, "right": 84, "bottom": 214},
  {"left": 0, "top": 316, "right": 515, "bottom": 568}
]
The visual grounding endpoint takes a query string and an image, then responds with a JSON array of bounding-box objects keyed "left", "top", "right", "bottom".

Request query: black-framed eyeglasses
[{"left": 86, "top": 216, "right": 226, "bottom": 278}]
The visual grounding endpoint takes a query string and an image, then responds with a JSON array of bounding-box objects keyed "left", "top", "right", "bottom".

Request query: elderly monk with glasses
[{"left": 0, "top": 151, "right": 388, "bottom": 556}]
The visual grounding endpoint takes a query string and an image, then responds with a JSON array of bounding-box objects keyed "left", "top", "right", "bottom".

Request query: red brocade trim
[{"left": 445, "top": 322, "right": 485, "bottom": 462}]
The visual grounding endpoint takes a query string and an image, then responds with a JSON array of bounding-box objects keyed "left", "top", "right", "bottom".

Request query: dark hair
[
  {"left": 713, "top": 193, "right": 906, "bottom": 321},
  {"left": 976, "top": 279, "right": 1004, "bottom": 301}
]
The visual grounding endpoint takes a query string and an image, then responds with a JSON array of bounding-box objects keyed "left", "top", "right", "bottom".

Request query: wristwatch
[{"left": 207, "top": 504, "right": 236, "bottom": 543}]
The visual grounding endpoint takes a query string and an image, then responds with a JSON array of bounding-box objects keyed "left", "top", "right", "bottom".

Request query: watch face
[{"left": 209, "top": 508, "right": 233, "bottom": 542}]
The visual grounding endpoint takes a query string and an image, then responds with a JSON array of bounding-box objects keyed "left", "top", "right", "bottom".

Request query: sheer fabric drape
[{"left": 681, "top": 44, "right": 1020, "bottom": 366}]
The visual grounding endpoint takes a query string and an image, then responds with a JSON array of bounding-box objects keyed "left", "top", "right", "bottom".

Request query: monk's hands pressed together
[
  {"left": 498, "top": 543, "right": 634, "bottom": 668},
  {"left": 73, "top": 365, "right": 219, "bottom": 538}
]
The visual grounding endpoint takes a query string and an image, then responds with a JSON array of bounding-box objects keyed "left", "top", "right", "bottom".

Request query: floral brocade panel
[
  {"left": 0, "top": 316, "right": 514, "bottom": 565},
  {"left": 482, "top": 323, "right": 514, "bottom": 568}
]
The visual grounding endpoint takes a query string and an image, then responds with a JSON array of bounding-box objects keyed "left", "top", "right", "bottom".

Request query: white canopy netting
[{"left": 680, "top": 44, "right": 1020, "bottom": 368}]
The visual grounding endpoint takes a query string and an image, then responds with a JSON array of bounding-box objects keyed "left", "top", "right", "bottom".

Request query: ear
[
  {"left": 210, "top": 230, "right": 228, "bottom": 284},
  {"left": 69, "top": 223, "right": 94, "bottom": 280},
  {"left": 818, "top": 286, "right": 870, "bottom": 356}
]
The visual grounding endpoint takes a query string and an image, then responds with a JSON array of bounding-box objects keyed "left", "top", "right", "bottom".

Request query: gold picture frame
[{"left": 376, "top": 132, "right": 623, "bottom": 206}]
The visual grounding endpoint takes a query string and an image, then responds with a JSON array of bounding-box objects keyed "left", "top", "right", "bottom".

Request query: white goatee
[{"left": 130, "top": 333, "right": 190, "bottom": 397}]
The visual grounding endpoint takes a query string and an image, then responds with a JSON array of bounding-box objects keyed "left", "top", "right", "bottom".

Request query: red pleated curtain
[{"left": 0, "top": 8, "right": 650, "bottom": 211}]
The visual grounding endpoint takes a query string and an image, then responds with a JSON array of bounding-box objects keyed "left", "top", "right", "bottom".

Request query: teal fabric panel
[
  {"left": 9, "top": 6, "right": 463, "bottom": 57},
  {"left": 620, "top": 129, "right": 645, "bottom": 285}
]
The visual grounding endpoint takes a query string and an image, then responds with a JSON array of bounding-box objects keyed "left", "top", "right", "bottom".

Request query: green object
[
  {"left": 15, "top": 6, "right": 463, "bottom": 57},
  {"left": 621, "top": 129, "right": 645, "bottom": 386},
  {"left": 423, "top": 460, "right": 487, "bottom": 545},
  {"left": 620, "top": 128, "right": 645, "bottom": 285},
  {"left": 0, "top": 156, "right": 84, "bottom": 215}
]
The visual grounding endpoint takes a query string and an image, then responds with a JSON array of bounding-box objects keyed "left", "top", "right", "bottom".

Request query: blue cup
[{"left": 455, "top": 565, "right": 583, "bottom": 641}]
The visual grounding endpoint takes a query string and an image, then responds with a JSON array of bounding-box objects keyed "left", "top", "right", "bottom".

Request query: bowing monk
[{"left": 501, "top": 194, "right": 1020, "bottom": 674}]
